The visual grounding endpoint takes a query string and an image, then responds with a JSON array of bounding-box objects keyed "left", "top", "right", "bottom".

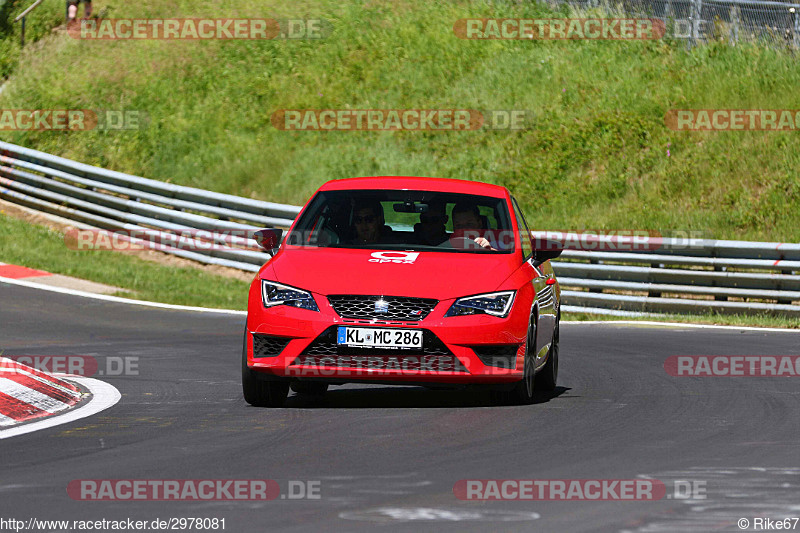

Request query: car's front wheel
[
  {"left": 492, "top": 315, "right": 537, "bottom": 406},
  {"left": 535, "top": 318, "right": 559, "bottom": 392},
  {"left": 508, "top": 346, "right": 536, "bottom": 405},
  {"left": 242, "top": 332, "right": 289, "bottom": 407}
]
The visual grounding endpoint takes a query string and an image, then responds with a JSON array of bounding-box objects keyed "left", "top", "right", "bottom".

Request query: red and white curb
[
  {"left": 0, "top": 262, "right": 52, "bottom": 280},
  {"left": 0, "top": 357, "right": 82, "bottom": 425},
  {"left": 0, "top": 357, "right": 120, "bottom": 439}
]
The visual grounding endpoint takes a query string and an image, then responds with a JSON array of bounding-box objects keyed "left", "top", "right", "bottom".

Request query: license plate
[{"left": 337, "top": 327, "right": 422, "bottom": 349}]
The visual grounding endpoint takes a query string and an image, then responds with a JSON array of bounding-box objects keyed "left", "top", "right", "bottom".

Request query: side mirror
[
  {"left": 253, "top": 228, "right": 283, "bottom": 254},
  {"left": 531, "top": 240, "right": 563, "bottom": 267}
]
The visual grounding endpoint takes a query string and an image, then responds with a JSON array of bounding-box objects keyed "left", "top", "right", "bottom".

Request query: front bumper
[{"left": 246, "top": 284, "right": 531, "bottom": 385}]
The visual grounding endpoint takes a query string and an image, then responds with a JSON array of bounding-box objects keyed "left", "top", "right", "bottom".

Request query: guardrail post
[
  {"left": 648, "top": 262, "right": 663, "bottom": 298},
  {"left": 779, "top": 267, "right": 796, "bottom": 304},
  {"left": 730, "top": 5, "right": 739, "bottom": 44},
  {"left": 588, "top": 257, "right": 603, "bottom": 292},
  {"left": 713, "top": 265, "right": 729, "bottom": 301},
  {"left": 792, "top": 7, "right": 800, "bottom": 50}
]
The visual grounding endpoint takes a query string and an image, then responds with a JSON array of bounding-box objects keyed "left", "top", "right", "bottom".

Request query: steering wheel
[{"left": 449, "top": 236, "right": 484, "bottom": 250}]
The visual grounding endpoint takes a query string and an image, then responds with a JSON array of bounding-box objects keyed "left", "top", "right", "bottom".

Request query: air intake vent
[
  {"left": 470, "top": 344, "right": 520, "bottom": 369},
  {"left": 252, "top": 334, "right": 291, "bottom": 358}
]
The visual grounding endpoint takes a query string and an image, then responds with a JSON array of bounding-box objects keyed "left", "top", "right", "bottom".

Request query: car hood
[{"left": 268, "top": 246, "right": 518, "bottom": 300}]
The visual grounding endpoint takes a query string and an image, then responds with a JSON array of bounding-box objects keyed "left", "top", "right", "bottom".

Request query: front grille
[
  {"left": 293, "top": 326, "right": 467, "bottom": 372},
  {"left": 328, "top": 295, "right": 438, "bottom": 321},
  {"left": 252, "top": 333, "right": 291, "bottom": 358},
  {"left": 471, "top": 344, "right": 520, "bottom": 369}
]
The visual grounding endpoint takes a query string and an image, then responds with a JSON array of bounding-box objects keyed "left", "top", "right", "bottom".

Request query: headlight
[
  {"left": 444, "top": 291, "right": 516, "bottom": 318},
  {"left": 261, "top": 280, "right": 319, "bottom": 312}
]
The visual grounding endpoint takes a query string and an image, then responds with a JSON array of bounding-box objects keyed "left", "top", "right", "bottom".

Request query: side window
[{"left": 511, "top": 197, "right": 533, "bottom": 259}]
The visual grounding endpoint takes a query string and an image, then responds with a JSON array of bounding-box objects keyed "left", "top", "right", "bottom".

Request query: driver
[{"left": 451, "top": 202, "right": 496, "bottom": 250}]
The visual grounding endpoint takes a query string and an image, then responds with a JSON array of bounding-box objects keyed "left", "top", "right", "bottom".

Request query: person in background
[
  {"left": 67, "top": 0, "right": 92, "bottom": 23},
  {"left": 413, "top": 201, "right": 449, "bottom": 246}
]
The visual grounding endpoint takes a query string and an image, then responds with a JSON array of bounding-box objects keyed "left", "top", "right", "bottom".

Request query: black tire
[
  {"left": 492, "top": 315, "right": 536, "bottom": 406},
  {"left": 508, "top": 347, "right": 536, "bottom": 405},
  {"left": 535, "top": 318, "right": 559, "bottom": 392},
  {"left": 290, "top": 381, "right": 329, "bottom": 396},
  {"left": 242, "top": 332, "right": 289, "bottom": 407}
]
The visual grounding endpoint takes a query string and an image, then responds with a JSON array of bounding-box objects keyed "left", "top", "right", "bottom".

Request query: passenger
[
  {"left": 413, "top": 201, "right": 449, "bottom": 246},
  {"left": 349, "top": 201, "right": 399, "bottom": 245},
  {"left": 451, "top": 202, "right": 496, "bottom": 250}
]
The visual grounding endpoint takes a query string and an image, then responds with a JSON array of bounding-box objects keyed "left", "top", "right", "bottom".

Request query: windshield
[{"left": 286, "top": 189, "right": 515, "bottom": 253}]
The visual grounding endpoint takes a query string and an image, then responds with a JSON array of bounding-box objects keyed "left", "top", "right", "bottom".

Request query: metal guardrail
[
  {"left": 556, "top": 0, "right": 800, "bottom": 48},
  {"left": 0, "top": 143, "right": 300, "bottom": 219},
  {"left": 13, "top": 0, "right": 41, "bottom": 21},
  {"left": 1, "top": 141, "right": 799, "bottom": 317},
  {"left": 0, "top": 141, "right": 298, "bottom": 273}
]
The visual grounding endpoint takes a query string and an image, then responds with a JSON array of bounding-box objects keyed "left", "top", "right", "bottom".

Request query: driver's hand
[{"left": 474, "top": 237, "right": 494, "bottom": 250}]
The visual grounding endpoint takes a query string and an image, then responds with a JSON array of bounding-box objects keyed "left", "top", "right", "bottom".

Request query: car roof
[{"left": 318, "top": 176, "right": 510, "bottom": 199}]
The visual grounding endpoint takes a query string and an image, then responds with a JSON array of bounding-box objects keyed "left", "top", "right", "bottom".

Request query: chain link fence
[{"left": 549, "top": 0, "right": 800, "bottom": 47}]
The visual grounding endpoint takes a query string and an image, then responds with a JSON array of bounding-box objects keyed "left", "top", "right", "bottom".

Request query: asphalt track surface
[{"left": 1, "top": 281, "right": 799, "bottom": 532}]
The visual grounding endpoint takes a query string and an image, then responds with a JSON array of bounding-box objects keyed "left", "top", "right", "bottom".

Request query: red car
[{"left": 242, "top": 177, "right": 562, "bottom": 406}]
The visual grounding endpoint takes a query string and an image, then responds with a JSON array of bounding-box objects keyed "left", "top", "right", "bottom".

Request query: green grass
[{"left": 0, "top": 213, "right": 250, "bottom": 309}]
